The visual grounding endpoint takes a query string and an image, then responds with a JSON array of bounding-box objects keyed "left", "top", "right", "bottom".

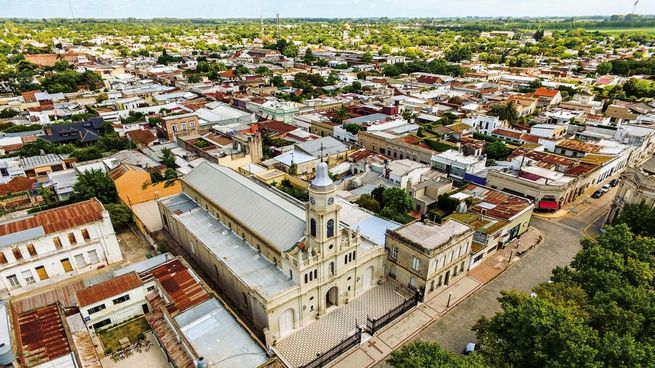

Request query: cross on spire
[{"left": 319, "top": 143, "right": 325, "bottom": 162}]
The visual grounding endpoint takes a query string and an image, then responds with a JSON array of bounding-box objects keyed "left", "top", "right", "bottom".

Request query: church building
[{"left": 158, "top": 160, "right": 388, "bottom": 348}]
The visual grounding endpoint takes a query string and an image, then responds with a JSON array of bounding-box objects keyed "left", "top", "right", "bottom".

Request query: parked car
[
  {"left": 610, "top": 179, "right": 619, "bottom": 187},
  {"left": 592, "top": 190, "right": 604, "bottom": 198},
  {"left": 601, "top": 184, "right": 611, "bottom": 192},
  {"left": 464, "top": 342, "right": 477, "bottom": 355}
]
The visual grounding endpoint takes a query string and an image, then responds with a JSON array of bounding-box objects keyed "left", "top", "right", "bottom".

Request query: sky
[{"left": 1, "top": 0, "right": 654, "bottom": 19}]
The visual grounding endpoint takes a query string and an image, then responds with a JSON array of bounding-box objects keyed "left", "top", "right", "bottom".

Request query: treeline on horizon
[{"left": 1, "top": 14, "right": 655, "bottom": 29}]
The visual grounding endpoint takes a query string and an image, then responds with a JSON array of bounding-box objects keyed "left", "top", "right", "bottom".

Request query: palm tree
[
  {"left": 491, "top": 101, "right": 519, "bottom": 125},
  {"left": 402, "top": 110, "right": 418, "bottom": 124}
]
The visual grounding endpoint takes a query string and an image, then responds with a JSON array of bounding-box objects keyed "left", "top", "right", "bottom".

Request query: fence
[
  {"left": 300, "top": 326, "right": 363, "bottom": 368},
  {"left": 365, "top": 290, "right": 422, "bottom": 335}
]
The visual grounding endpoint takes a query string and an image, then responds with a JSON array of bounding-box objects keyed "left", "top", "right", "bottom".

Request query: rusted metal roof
[
  {"left": 77, "top": 272, "right": 142, "bottom": 307},
  {"left": 0, "top": 198, "right": 103, "bottom": 238},
  {"left": 16, "top": 304, "right": 71, "bottom": 367},
  {"left": 11, "top": 280, "right": 86, "bottom": 314},
  {"left": 140, "top": 259, "right": 210, "bottom": 314}
]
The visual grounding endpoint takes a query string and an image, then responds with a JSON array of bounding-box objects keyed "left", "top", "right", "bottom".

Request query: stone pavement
[
  {"left": 273, "top": 283, "right": 409, "bottom": 368},
  {"left": 330, "top": 226, "right": 544, "bottom": 368}
]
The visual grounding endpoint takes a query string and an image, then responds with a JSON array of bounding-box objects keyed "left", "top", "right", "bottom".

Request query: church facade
[{"left": 159, "top": 161, "right": 386, "bottom": 348}]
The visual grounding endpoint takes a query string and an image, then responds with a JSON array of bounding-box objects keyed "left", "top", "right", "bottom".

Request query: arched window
[
  {"left": 310, "top": 219, "right": 317, "bottom": 237},
  {"left": 327, "top": 219, "right": 334, "bottom": 238}
]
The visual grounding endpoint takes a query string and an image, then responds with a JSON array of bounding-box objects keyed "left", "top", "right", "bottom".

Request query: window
[
  {"left": 390, "top": 246, "right": 398, "bottom": 260},
  {"left": 329, "top": 262, "right": 335, "bottom": 275},
  {"left": 87, "top": 250, "right": 100, "bottom": 264},
  {"left": 327, "top": 219, "right": 334, "bottom": 238},
  {"left": 182, "top": 123, "right": 187, "bottom": 130},
  {"left": 6, "top": 275, "right": 19, "bottom": 287},
  {"left": 87, "top": 304, "right": 106, "bottom": 315},
  {"left": 92, "top": 318, "right": 111, "bottom": 330},
  {"left": 27, "top": 244, "right": 37, "bottom": 257},
  {"left": 35, "top": 266, "right": 49, "bottom": 280},
  {"left": 172, "top": 125, "right": 178, "bottom": 132},
  {"left": 68, "top": 233, "right": 77, "bottom": 245},
  {"left": 412, "top": 256, "right": 420, "bottom": 271},
  {"left": 12, "top": 247, "right": 23, "bottom": 261},
  {"left": 22, "top": 270, "right": 35, "bottom": 285},
  {"left": 82, "top": 229, "right": 90, "bottom": 241},
  {"left": 53, "top": 237, "right": 63, "bottom": 249},
  {"left": 112, "top": 294, "right": 130, "bottom": 305},
  {"left": 74, "top": 254, "right": 86, "bottom": 268},
  {"left": 61, "top": 258, "right": 73, "bottom": 273},
  {"left": 310, "top": 219, "right": 317, "bottom": 237},
  {"left": 0, "top": 252, "right": 6, "bottom": 265}
]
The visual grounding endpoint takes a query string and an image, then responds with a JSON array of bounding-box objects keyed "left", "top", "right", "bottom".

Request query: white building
[
  {"left": 462, "top": 114, "right": 503, "bottom": 135},
  {"left": 77, "top": 271, "right": 146, "bottom": 332},
  {"left": 0, "top": 199, "right": 123, "bottom": 296},
  {"left": 431, "top": 150, "right": 487, "bottom": 181}
]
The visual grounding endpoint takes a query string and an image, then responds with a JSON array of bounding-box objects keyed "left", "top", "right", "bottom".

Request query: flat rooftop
[
  {"left": 394, "top": 220, "right": 471, "bottom": 250},
  {"left": 175, "top": 298, "right": 267, "bottom": 368},
  {"left": 160, "top": 193, "right": 296, "bottom": 300}
]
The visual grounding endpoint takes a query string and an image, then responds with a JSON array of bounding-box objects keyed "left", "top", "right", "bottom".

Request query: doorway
[
  {"left": 326, "top": 286, "right": 338, "bottom": 308},
  {"left": 444, "top": 270, "right": 451, "bottom": 286}
]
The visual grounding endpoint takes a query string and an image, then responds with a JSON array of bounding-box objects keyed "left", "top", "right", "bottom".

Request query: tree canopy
[{"left": 73, "top": 169, "right": 117, "bottom": 204}]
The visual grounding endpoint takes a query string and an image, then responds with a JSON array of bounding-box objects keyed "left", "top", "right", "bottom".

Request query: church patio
[{"left": 273, "top": 282, "right": 411, "bottom": 368}]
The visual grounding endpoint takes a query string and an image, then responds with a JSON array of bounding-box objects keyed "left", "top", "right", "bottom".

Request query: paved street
[{"left": 397, "top": 194, "right": 615, "bottom": 355}]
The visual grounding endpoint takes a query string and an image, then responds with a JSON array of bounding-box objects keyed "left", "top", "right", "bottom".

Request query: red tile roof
[
  {"left": 533, "top": 87, "right": 560, "bottom": 98},
  {"left": 17, "top": 304, "right": 71, "bottom": 367},
  {"left": 126, "top": 129, "right": 157, "bottom": 146},
  {"left": 77, "top": 272, "right": 142, "bottom": 307},
  {"left": 140, "top": 259, "right": 210, "bottom": 314},
  {"left": 0, "top": 199, "right": 104, "bottom": 237},
  {"left": 260, "top": 120, "right": 297, "bottom": 135},
  {"left": 0, "top": 176, "right": 35, "bottom": 196}
]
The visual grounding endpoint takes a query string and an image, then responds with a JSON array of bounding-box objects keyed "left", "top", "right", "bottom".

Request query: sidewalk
[{"left": 331, "top": 226, "right": 544, "bottom": 368}]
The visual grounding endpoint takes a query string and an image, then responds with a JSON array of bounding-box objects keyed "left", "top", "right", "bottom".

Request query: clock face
[
  {"left": 310, "top": 197, "right": 315, "bottom": 205},
  {"left": 328, "top": 197, "right": 334, "bottom": 205}
]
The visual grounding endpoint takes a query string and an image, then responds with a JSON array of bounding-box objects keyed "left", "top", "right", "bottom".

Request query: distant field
[{"left": 591, "top": 27, "right": 655, "bottom": 35}]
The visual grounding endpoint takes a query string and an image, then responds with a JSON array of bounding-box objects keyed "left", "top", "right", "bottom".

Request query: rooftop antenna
[{"left": 67, "top": 0, "right": 75, "bottom": 19}]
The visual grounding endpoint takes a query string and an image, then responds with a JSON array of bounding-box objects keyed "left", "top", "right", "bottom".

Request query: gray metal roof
[
  {"left": 175, "top": 298, "right": 267, "bottom": 368},
  {"left": 160, "top": 193, "right": 296, "bottom": 299},
  {"left": 183, "top": 162, "right": 306, "bottom": 252},
  {"left": 295, "top": 136, "right": 348, "bottom": 157}
]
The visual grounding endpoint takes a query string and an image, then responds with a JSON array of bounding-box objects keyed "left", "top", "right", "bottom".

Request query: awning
[{"left": 538, "top": 200, "right": 559, "bottom": 210}]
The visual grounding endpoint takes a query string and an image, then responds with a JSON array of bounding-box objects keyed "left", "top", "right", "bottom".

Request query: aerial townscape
[{"left": 0, "top": 1, "right": 654, "bottom": 368}]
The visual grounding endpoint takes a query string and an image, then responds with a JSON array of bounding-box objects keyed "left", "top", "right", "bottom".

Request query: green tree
[
  {"left": 271, "top": 75, "right": 285, "bottom": 87},
  {"left": 485, "top": 141, "right": 511, "bottom": 161},
  {"left": 160, "top": 147, "right": 178, "bottom": 169},
  {"left": 0, "top": 109, "right": 19, "bottom": 119},
  {"left": 380, "top": 187, "right": 413, "bottom": 223},
  {"left": 474, "top": 291, "right": 600, "bottom": 368},
  {"left": 303, "top": 48, "right": 315, "bottom": 64},
  {"left": 445, "top": 45, "right": 472, "bottom": 63},
  {"left": 534, "top": 29, "right": 545, "bottom": 41},
  {"left": 104, "top": 203, "right": 132, "bottom": 228},
  {"left": 73, "top": 169, "right": 117, "bottom": 204},
  {"left": 623, "top": 78, "right": 654, "bottom": 99},
  {"left": 356, "top": 194, "right": 381, "bottom": 213},
  {"left": 356, "top": 71, "right": 367, "bottom": 80},
  {"left": 361, "top": 51, "right": 373, "bottom": 63},
  {"left": 95, "top": 92, "right": 109, "bottom": 103},
  {"left": 613, "top": 201, "right": 655, "bottom": 236},
  {"left": 389, "top": 342, "right": 488, "bottom": 368},
  {"left": 490, "top": 102, "right": 519, "bottom": 125},
  {"left": 401, "top": 110, "right": 417, "bottom": 124},
  {"left": 597, "top": 61, "right": 613, "bottom": 75},
  {"left": 332, "top": 106, "right": 349, "bottom": 124}
]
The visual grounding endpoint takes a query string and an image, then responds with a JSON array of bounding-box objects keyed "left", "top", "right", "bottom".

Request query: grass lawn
[
  {"left": 98, "top": 317, "right": 151, "bottom": 354},
  {"left": 593, "top": 27, "right": 655, "bottom": 35}
]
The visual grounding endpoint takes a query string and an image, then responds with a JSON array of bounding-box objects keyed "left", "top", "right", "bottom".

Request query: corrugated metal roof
[
  {"left": 17, "top": 304, "right": 71, "bottom": 367},
  {"left": 0, "top": 199, "right": 104, "bottom": 248},
  {"left": 77, "top": 272, "right": 142, "bottom": 307},
  {"left": 183, "top": 162, "right": 305, "bottom": 252},
  {"left": 142, "top": 259, "right": 210, "bottom": 314}
]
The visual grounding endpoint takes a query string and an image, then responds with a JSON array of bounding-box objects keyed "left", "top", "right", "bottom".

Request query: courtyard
[{"left": 274, "top": 282, "right": 411, "bottom": 367}]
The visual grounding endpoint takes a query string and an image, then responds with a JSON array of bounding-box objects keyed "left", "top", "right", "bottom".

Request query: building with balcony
[
  {"left": 0, "top": 199, "right": 123, "bottom": 296},
  {"left": 385, "top": 219, "right": 474, "bottom": 299}
]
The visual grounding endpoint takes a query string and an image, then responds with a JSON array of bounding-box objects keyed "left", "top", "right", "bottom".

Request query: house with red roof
[{"left": 532, "top": 87, "right": 562, "bottom": 107}]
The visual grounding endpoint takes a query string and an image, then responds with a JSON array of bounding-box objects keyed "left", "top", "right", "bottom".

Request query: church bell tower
[{"left": 305, "top": 161, "right": 339, "bottom": 256}]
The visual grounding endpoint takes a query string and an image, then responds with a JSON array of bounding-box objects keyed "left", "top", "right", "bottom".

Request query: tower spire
[{"left": 319, "top": 143, "right": 325, "bottom": 162}]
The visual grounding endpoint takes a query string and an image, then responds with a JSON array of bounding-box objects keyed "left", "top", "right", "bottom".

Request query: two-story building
[
  {"left": 0, "top": 199, "right": 123, "bottom": 295},
  {"left": 385, "top": 219, "right": 474, "bottom": 299}
]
